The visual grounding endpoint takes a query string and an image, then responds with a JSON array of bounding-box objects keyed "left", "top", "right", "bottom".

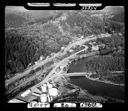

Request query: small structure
[
  {"left": 35, "top": 61, "right": 38, "bottom": 64},
  {"left": 40, "top": 56, "right": 44, "bottom": 60},
  {"left": 91, "top": 45, "right": 99, "bottom": 51},
  {"left": 69, "top": 49, "right": 74, "bottom": 53},
  {"left": 47, "top": 82, "right": 53, "bottom": 89},
  {"left": 61, "top": 47, "right": 65, "bottom": 51},
  {"left": 40, "top": 94, "right": 48, "bottom": 103},
  {"left": 28, "top": 63, "right": 32, "bottom": 67},
  {"left": 8, "top": 99, "right": 25, "bottom": 103},
  {"left": 41, "top": 84, "right": 47, "bottom": 93},
  {"left": 21, "top": 89, "right": 31, "bottom": 97},
  {"left": 81, "top": 35, "right": 84, "bottom": 39},
  {"left": 49, "top": 88, "right": 58, "bottom": 97},
  {"left": 118, "top": 33, "right": 122, "bottom": 36}
]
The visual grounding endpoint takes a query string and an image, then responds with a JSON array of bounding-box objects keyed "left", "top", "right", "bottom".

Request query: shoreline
[{"left": 85, "top": 74, "right": 124, "bottom": 87}]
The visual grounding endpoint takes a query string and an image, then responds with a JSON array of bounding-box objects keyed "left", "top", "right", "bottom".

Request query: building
[
  {"left": 21, "top": 89, "right": 32, "bottom": 97},
  {"left": 61, "top": 47, "right": 65, "bottom": 51},
  {"left": 40, "top": 94, "right": 48, "bottom": 103},
  {"left": 35, "top": 62, "right": 38, "bottom": 64},
  {"left": 81, "top": 35, "right": 84, "bottom": 39},
  {"left": 41, "top": 84, "right": 47, "bottom": 93},
  {"left": 40, "top": 82, "right": 58, "bottom": 103},
  {"left": 49, "top": 88, "right": 58, "bottom": 97},
  {"left": 91, "top": 45, "right": 99, "bottom": 51},
  {"left": 69, "top": 49, "right": 74, "bottom": 53},
  {"left": 40, "top": 56, "right": 44, "bottom": 60},
  {"left": 47, "top": 82, "right": 53, "bottom": 89},
  {"left": 8, "top": 99, "right": 25, "bottom": 103}
]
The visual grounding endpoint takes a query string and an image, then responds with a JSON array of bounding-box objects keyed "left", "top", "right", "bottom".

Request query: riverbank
[
  {"left": 69, "top": 76, "right": 124, "bottom": 100},
  {"left": 85, "top": 74, "right": 124, "bottom": 86}
]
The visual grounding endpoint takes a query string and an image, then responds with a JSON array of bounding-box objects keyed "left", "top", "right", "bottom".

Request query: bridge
[
  {"left": 6, "top": 33, "right": 112, "bottom": 102},
  {"left": 65, "top": 72, "right": 91, "bottom": 77}
]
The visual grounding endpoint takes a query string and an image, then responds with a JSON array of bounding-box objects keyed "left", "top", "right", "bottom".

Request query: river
[
  {"left": 70, "top": 76, "right": 124, "bottom": 100},
  {"left": 67, "top": 59, "right": 124, "bottom": 100}
]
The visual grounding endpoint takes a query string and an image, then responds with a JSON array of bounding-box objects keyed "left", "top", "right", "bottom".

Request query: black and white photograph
[{"left": 4, "top": 4, "right": 125, "bottom": 106}]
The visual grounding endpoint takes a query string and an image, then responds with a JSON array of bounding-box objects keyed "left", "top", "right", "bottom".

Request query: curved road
[{"left": 7, "top": 33, "right": 112, "bottom": 100}]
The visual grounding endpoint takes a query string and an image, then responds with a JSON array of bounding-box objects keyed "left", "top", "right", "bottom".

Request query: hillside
[
  {"left": 5, "top": 9, "right": 61, "bottom": 28},
  {"left": 5, "top": 13, "right": 27, "bottom": 28},
  {"left": 5, "top": 8, "right": 125, "bottom": 79},
  {"left": 110, "top": 11, "right": 124, "bottom": 23}
]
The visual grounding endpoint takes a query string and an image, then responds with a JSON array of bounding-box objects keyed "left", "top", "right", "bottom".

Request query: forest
[
  {"left": 5, "top": 26, "right": 71, "bottom": 79},
  {"left": 5, "top": 10, "right": 125, "bottom": 80},
  {"left": 81, "top": 33, "right": 124, "bottom": 83}
]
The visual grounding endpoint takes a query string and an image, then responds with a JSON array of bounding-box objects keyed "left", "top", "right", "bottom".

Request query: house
[
  {"left": 49, "top": 87, "right": 58, "bottom": 97},
  {"left": 81, "top": 35, "right": 84, "bottom": 39},
  {"left": 35, "top": 61, "right": 38, "bottom": 64},
  {"left": 28, "top": 63, "right": 32, "bottom": 67},
  {"left": 40, "top": 94, "right": 48, "bottom": 103},
  {"left": 21, "top": 89, "right": 31, "bottom": 97},
  {"left": 40, "top": 56, "right": 44, "bottom": 60},
  {"left": 61, "top": 47, "right": 65, "bottom": 50},
  {"left": 69, "top": 49, "right": 74, "bottom": 53},
  {"left": 47, "top": 82, "right": 53, "bottom": 88},
  {"left": 91, "top": 45, "right": 99, "bottom": 51},
  {"left": 41, "top": 84, "right": 47, "bottom": 93}
]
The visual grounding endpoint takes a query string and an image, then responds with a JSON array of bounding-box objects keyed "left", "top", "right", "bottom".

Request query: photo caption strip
[
  {"left": 26, "top": 2, "right": 104, "bottom": 10},
  {"left": 27, "top": 102, "right": 102, "bottom": 108}
]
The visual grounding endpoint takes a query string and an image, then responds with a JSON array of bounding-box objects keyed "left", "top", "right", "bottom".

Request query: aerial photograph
[{"left": 5, "top": 6, "right": 125, "bottom": 104}]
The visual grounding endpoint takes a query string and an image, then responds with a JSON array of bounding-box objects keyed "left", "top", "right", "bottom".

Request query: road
[
  {"left": 6, "top": 33, "right": 111, "bottom": 100},
  {"left": 6, "top": 33, "right": 111, "bottom": 85}
]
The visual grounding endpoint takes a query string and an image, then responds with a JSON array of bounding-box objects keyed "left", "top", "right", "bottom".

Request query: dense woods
[
  {"left": 82, "top": 55, "right": 124, "bottom": 73},
  {"left": 5, "top": 7, "right": 125, "bottom": 104},
  {"left": 5, "top": 9, "right": 125, "bottom": 80},
  {"left": 5, "top": 24, "right": 71, "bottom": 79},
  {"left": 83, "top": 33, "right": 124, "bottom": 73},
  {"left": 98, "top": 33, "right": 125, "bottom": 56},
  {"left": 5, "top": 13, "right": 27, "bottom": 28},
  {"left": 5, "top": 32, "right": 37, "bottom": 78},
  {"left": 62, "top": 12, "right": 105, "bottom": 36}
]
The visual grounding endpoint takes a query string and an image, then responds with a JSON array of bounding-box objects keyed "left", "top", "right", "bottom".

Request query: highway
[
  {"left": 6, "top": 33, "right": 111, "bottom": 86},
  {"left": 6, "top": 33, "right": 111, "bottom": 101}
]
